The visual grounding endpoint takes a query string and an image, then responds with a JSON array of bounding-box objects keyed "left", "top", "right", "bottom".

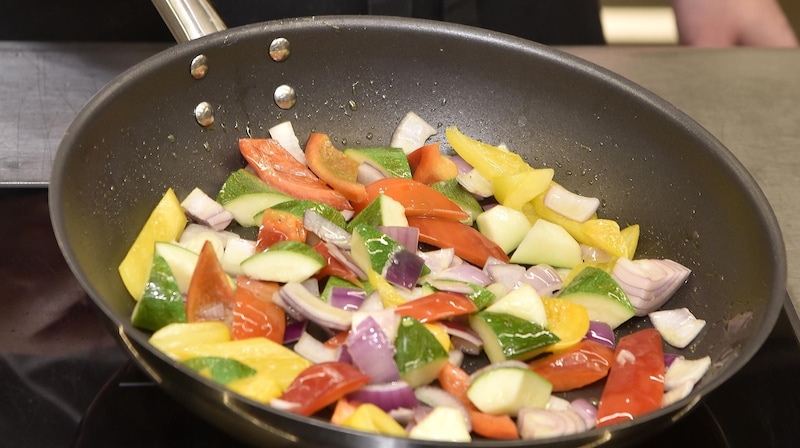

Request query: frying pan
[{"left": 49, "top": 1, "right": 786, "bottom": 446}]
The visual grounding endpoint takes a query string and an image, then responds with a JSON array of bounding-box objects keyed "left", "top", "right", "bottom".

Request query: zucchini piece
[
  {"left": 240, "top": 241, "right": 325, "bottom": 283},
  {"left": 394, "top": 316, "right": 449, "bottom": 387},
  {"left": 558, "top": 266, "right": 635, "bottom": 329},
  {"left": 131, "top": 254, "right": 188, "bottom": 331},
  {"left": 467, "top": 366, "right": 552, "bottom": 416},
  {"left": 469, "top": 311, "right": 559, "bottom": 363}
]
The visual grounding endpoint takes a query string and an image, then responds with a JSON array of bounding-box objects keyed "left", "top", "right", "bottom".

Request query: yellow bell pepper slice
[
  {"left": 341, "top": 403, "right": 408, "bottom": 437},
  {"left": 119, "top": 188, "right": 187, "bottom": 300},
  {"left": 492, "top": 168, "right": 554, "bottom": 210},
  {"left": 445, "top": 126, "right": 532, "bottom": 180}
]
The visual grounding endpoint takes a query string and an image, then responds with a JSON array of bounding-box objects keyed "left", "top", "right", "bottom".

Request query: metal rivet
[
  {"left": 194, "top": 101, "right": 214, "bottom": 127},
  {"left": 190, "top": 54, "right": 209, "bottom": 79},
  {"left": 274, "top": 85, "right": 296, "bottom": 110},
  {"left": 269, "top": 38, "right": 291, "bottom": 62}
]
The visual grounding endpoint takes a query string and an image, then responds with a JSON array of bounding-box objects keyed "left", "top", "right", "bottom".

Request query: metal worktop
[{"left": 1, "top": 41, "right": 797, "bottom": 313}]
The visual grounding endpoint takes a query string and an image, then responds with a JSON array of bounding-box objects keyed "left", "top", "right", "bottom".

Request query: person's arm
[{"left": 672, "top": 0, "right": 798, "bottom": 47}]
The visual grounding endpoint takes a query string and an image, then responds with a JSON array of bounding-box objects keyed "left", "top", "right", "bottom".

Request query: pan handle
[{"left": 151, "top": 0, "right": 227, "bottom": 43}]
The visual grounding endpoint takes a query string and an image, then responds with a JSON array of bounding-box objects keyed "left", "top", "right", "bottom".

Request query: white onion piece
[
  {"left": 278, "top": 282, "right": 353, "bottom": 331},
  {"left": 581, "top": 244, "right": 614, "bottom": 263},
  {"left": 519, "top": 264, "right": 563, "bottom": 298},
  {"left": 457, "top": 168, "right": 494, "bottom": 199},
  {"left": 268, "top": 121, "right": 305, "bottom": 164},
  {"left": 664, "top": 356, "right": 711, "bottom": 392},
  {"left": 427, "top": 264, "right": 491, "bottom": 287},
  {"left": 517, "top": 408, "right": 588, "bottom": 440},
  {"left": 485, "top": 263, "right": 525, "bottom": 292},
  {"left": 413, "top": 386, "right": 472, "bottom": 432},
  {"left": 348, "top": 382, "right": 419, "bottom": 412},
  {"left": 179, "top": 223, "right": 228, "bottom": 258},
  {"left": 294, "top": 331, "right": 342, "bottom": 364},
  {"left": 346, "top": 316, "right": 401, "bottom": 384},
  {"left": 662, "top": 380, "right": 694, "bottom": 407},
  {"left": 418, "top": 248, "right": 456, "bottom": 275},
  {"left": 612, "top": 258, "right": 691, "bottom": 316},
  {"left": 388, "top": 407, "right": 416, "bottom": 425},
  {"left": 357, "top": 291, "right": 385, "bottom": 314},
  {"left": 180, "top": 188, "right": 235, "bottom": 231},
  {"left": 542, "top": 183, "right": 600, "bottom": 223},
  {"left": 390, "top": 111, "right": 437, "bottom": 154},
  {"left": 649, "top": 307, "right": 706, "bottom": 348},
  {"left": 545, "top": 395, "right": 571, "bottom": 411},
  {"left": 357, "top": 162, "right": 387, "bottom": 185},
  {"left": 304, "top": 210, "right": 352, "bottom": 249},
  {"left": 448, "top": 349, "right": 464, "bottom": 368}
]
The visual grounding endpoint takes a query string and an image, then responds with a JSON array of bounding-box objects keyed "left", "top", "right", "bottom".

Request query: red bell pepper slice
[
  {"left": 310, "top": 241, "right": 362, "bottom": 287},
  {"left": 256, "top": 208, "right": 306, "bottom": 252},
  {"left": 595, "top": 328, "right": 665, "bottom": 428},
  {"left": 279, "top": 362, "right": 371, "bottom": 416},
  {"left": 359, "top": 177, "right": 468, "bottom": 221},
  {"left": 304, "top": 132, "right": 368, "bottom": 204},
  {"left": 393, "top": 291, "right": 477, "bottom": 323},
  {"left": 407, "top": 142, "right": 459, "bottom": 185},
  {"left": 528, "top": 339, "right": 615, "bottom": 392},
  {"left": 230, "top": 276, "right": 285, "bottom": 344},
  {"left": 239, "top": 138, "right": 352, "bottom": 211},
  {"left": 407, "top": 216, "right": 509, "bottom": 267},
  {"left": 185, "top": 241, "right": 235, "bottom": 323}
]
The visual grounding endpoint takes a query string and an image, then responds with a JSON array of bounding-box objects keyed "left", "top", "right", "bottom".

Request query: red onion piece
[
  {"left": 180, "top": 188, "right": 234, "bottom": 231},
  {"left": 663, "top": 352, "right": 684, "bottom": 369},
  {"left": 347, "top": 381, "right": 419, "bottom": 412},
  {"left": 584, "top": 320, "right": 615, "bottom": 349},
  {"left": 448, "top": 349, "right": 464, "bottom": 368},
  {"left": 329, "top": 286, "right": 366, "bottom": 312},
  {"left": 384, "top": 249, "right": 426, "bottom": 290},
  {"left": 439, "top": 321, "right": 483, "bottom": 354},
  {"left": 278, "top": 282, "right": 353, "bottom": 331},
  {"left": 345, "top": 316, "right": 401, "bottom": 384},
  {"left": 612, "top": 258, "right": 691, "bottom": 316},
  {"left": 517, "top": 408, "right": 588, "bottom": 440},
  {"left": 449, "top": 155, "right": 473, "bottom": 175},
  {"left": 390, "top": 111, "right": 436, "bottom": 154},
  {"left": 664, "top": 356, "right": 711, "bottom": 396},
  {"left": 377, "top": 225, "right": 419, "bottom": 252},
  {"left": 569, "top": 398, "right": 598, "bottom": 430},
  {"left": 425, "top": 280, "right": 476, "bottom": 295},
  {"left": 282, "top": 320, "right": 307, "bottom": 344},
  {"left": 581, "top": 244, "right": 614, "bottom": 263},
  {"left": 268, "top": 121, "right": 305, "bottom": 164},
  {"left": 352, "top": 307, "right": 401, "bottom": 342},
  {"left": 304, "top": 209, "right": 352, "bottom": 250}
]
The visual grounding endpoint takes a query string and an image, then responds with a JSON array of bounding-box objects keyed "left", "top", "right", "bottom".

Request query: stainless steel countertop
[{"left": 2, "top": 41, "right": 796, "bottom": 312}]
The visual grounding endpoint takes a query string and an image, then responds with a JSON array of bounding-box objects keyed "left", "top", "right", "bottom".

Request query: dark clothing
[{"left": 2, "top": 0, "right": 605, "bottom": 45}]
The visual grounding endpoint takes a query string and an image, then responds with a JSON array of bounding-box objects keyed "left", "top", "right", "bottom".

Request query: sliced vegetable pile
[{"left": 119, "top": 112, "right": 711, "bottom": 442}]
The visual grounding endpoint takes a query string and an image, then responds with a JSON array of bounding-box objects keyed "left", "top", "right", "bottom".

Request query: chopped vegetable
[
  {"left": 278, "top": 362, "right": 371, "bottom": 416},
  {"left": 305, "top": 132, "right": 368, "bottom": 204},
  {"left": 528, "top": 339, "right": 615, "bottom": 392}
]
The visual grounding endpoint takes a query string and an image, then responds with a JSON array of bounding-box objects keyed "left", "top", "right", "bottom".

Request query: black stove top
[{"left": 4, "top": 188, "right": 799, "bottom": 447}]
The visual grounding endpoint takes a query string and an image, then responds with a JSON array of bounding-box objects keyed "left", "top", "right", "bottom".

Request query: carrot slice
[
  {"left": 239, "top": 138, "right": 352, "bottom": 211},
  {"left": 231, "top": 276, "right": 285, "bottom": 344},
  {"left": 305, "top": 132, "right": 368, "bottom": 203},
  {"left": 185, "top": 241, "right": 235, "bottom": 323},
  {"left": 256, "top": 208, "right": 306, "bottom": 251},
  {"left": 407, "top": 216, "right": 509, "bottom": 266},
  {"left": 407, "top": 143, "right": 459, "bottom": 185},
  {"left": 359, "top": 177, "right": 468, "bottom": 221}
]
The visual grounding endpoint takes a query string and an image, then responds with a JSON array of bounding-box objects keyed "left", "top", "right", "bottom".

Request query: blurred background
[{"left": 600, "top": 0, "right": 800, "bottom": 44}]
